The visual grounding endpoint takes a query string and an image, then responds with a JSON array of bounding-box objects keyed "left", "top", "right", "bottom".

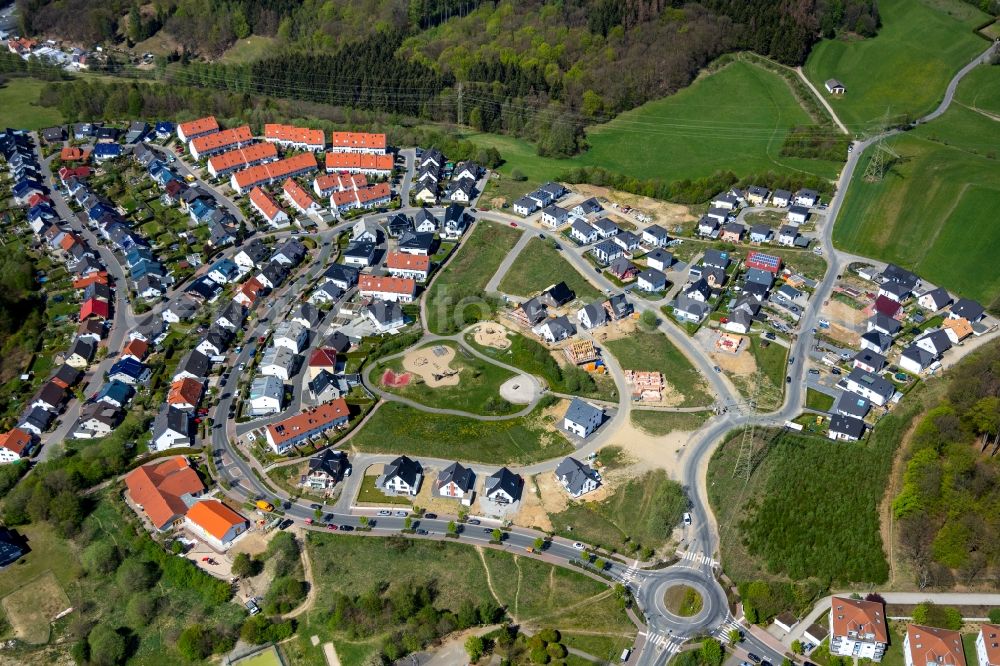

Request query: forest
[
  {"left": 0, "top": 244, "right": 45, "bottom": 387},
  {"left": 892, "top": 342, "right": 1000, "bottom": 588},
  {"left": 18, "top": 0, "right": 881, "bottom": 155}
]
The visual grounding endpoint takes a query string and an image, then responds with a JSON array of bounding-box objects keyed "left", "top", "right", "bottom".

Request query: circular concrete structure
[{"left": 499, "top": 374, "right": 541, "bottom": 404}]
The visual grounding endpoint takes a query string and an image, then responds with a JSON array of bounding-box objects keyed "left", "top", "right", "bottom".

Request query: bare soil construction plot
[
  {"left": 1, "top": 571, "right": 71, "bottom": 644},
  {"left": 402, "top": 345, "right": 461, "bottom": 387},
  {"left": 473, "top": 322, "right": 512, "bottom": 349},
  {"left": 591, "top": 317, "right": 637, "bottom": 343},
  {"left": 821, "top": 299, "right": 867, "bottom": 347},
  {"left": 572, "top": 184, "right": 695, "bottom": 228}
]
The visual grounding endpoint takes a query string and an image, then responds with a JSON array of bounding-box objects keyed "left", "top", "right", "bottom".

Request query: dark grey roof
[
  {"left": 324, "top": 263, "right": 359, "bottom": 284},
  {"left": 438, "top": 462, "right": 475, "bottom": 492},
  {"left": 485, "top": 467, "right": 522, "bottom": 501},
  {"left": 519, "top": 297, "right": 547, "bottom": 324},
  {"left": 52, "top": 364, "right": 82, "bottom": 387},
  {"left": 853, "top": 349, "right": 886, "bottom": 371},
  {"left": 68, "top": 336, "right": 96, "bottom": 361},
  {"left": 607, "top": 293, "right": 631, "bottom": 318},
  {"left": 398, "top": 232, "right": 435, "bottom": 252},
  {"left": 154, "top": 406, "right": 191, "bottom": 439},
  {"left": 918, "top": 287, "right": 951, "bottom": 310},
  {"left": 861, "top": 329, "right": 892, "bottom": 351},
  {"left": 917, "top": 329, "right": 951, "bottom": 354},
  {"left": 901, "top": 345, "right": 935, "bottom": 368},
  {"left": 881, "top": 263, "right": 919, "bottom": 290},
  {"left": 581, "top": 301, "right": 608, "bottom": 327},
  {"left": 176, "top": 350, "right": 210, "bottom": 379},
  {"left": 325, "top": 331, "right": 351, "bottom": 353},
  {"left": 702, "top": 248, "right": 730, "bottom": 269},
  {"left": 542, "top": 315, "right": 574, "bottom": 338},
  {"left": 829, "top": 414, "right": 865, "bottom": 439},
  {"left": 384, "top": 455, "right": 422, "bottom": 487},
  {"left": 646, "top": 249, "right": 672, "bottom": 266},
  {"left": 555, "top": 456, "right": 596, "bottom": 495},
  {"left": 847, "top": 368, "right": 894, "bottom": 401},
  {"left": 638, "top": 268, "right": 665, "bottom": 286},
  {"left": 835, "top": 392, "right": 870, "bottom": 418},
  {"left": 308, "top": 449, "right": 346, "bottom": 479},
  {"left": 366, "top": 300, "right": 404, "bottom": 325},
  {"left": 564, "top": 398, "right": 602, "bottom": 426},
  {"left": 951, "top": 298, "right": 984, "bottom": 321},
  {"left": 542, "top": 282, "right": 574, "bottom": 306}
]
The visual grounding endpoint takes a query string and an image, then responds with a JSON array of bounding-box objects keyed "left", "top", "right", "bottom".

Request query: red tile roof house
[
  {"left": 177, "top": 115, "right": 220, "bottom": 143},
  {"left": 248, "top": 187, "right": 290, "bottom": 228},
  {"left": 329, "top": 131, "right": 387, "bottom": 155},
  {"left": 80, "top": 297, "right": 110, "bottom": 321},
  {"left": 184, "top": 499, "right": 249, "bottom": 551},
  {"left": 207, "top": 142, "right": 278, "bottom": 179},
  {"left": 0, "top": 428, "right": 35, "bottom": 463},
  {"left": 829, "top": 596, "right": 888, "bottom": 661},
  {"left": 903, "top": 625, "right": 965, "bottom": 666},
  {"left": 307, "top": 348, "right": 338, "bottom": 381},
  {"left": 265, "top": 399, "right": 350, "bottom": 454},
  {"left": 264, "top": 123, "right": 326, "bottom": 151},
  {"left": 358, "top": 275, "right": 416, "bottom": 303},
  {"left": 385, "top": 252, "right": 430, "bottom": 281},
  {"left": 124, "top": 457, "right": 206, "bottom": 531},
  {"left": 282, "top": 178, "right": 321, "bottom": 214},
  {"left": 230, "top": 152, "right": 318, "bottom": 195},
  {"left": 189, "top": 125, "right": 254, "bottom": 160}
]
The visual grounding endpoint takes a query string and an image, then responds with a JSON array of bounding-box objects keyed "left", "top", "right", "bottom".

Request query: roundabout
[
  {"left": 663, "top": 584, "right": 703, "bottom": 618},
  {"left": 639, "top": 567, "right": 730, "bottom": 639}
]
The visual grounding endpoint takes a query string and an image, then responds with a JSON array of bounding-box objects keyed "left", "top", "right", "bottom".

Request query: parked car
[
  {"left": 378, "top": 510, "right": 391, "bottom": 516},
  {"left": 683, "top": 512, "right": 692, "bottom": 525},
  {"left": 415, "top": 529, "right": 428, "bottom": 535},
  {"left": 339, "top": 525, "right": 354, "bottom": 531},
  {"left": 573, "top": 542, "right": 585, "bottom": 550},
  {"left": 244, "top": 599, "right": 260, "bottom": 615},
  {"left": 467, "top": 519, "right": 481, "bottom": 525},
  {"left": 424, "top": 513, "right": 437, "bottom": 519},
  {"left": 747, "top": 654, "right": 762, "bottom": 664}
]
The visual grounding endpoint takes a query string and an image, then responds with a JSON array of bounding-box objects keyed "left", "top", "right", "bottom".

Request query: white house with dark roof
[
  {"left": 381, "top": 456, "right": 422, "bottom": 496},
  {"left": 570, "top": 219, "right": 599, "bottom": 244},
  {"left": 534, "top": 316, "right": 575, "bottom": 343},
  {"left": 484, "top": 467, "right": 522, "bottom": 505},
  {"left": 562, "top": 398, "right": 603, "bottom": 438},
  {"left": 844, "top": 368, "right": 895, "bottom": 406},
  {"left": 642, "top": 224, "right": 669, "bottom": 247},
  {"left": 918, "top": 288, "right": 951, "bottom": 312},
  {"left": 436, "top": 462, "right": 475, "bottom": 505},
  {"left": 829, "top": 414, "right": 865, "bottom": 442},
  {"left": 555, "top": 456, "right": 600, "bottom": 497},
  {"left": 636, "top": 268, "right": 666, "bottom": 293}
]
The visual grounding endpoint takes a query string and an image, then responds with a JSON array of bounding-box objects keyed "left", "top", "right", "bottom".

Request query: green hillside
[{"left": 804, "top": 0, "right": 990, "bottom": 132}]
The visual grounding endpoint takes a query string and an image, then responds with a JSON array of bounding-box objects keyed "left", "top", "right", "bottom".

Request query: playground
[
  {"left": 402, "top": 345, "right": 462, "bottom": 387},
  {"left": 473, "top": 322, "right": 512, "bottom": 349}
]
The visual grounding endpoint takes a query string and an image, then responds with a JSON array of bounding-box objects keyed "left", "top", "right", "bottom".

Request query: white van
[{"left": 620, "top": 648, "right": 632, "bottom": 662}]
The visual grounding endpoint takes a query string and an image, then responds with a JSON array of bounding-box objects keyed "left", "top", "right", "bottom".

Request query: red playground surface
[{"left": 381, "top": 369, "right": 412, "bottom": 388}]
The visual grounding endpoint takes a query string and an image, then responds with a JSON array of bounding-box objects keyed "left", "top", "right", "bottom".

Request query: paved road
[{"left": 484, "top": 226, "right": 531, "bottom": 293}]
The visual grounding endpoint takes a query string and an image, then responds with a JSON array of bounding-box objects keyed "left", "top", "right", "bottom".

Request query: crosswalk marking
[
  {"left": 648, "top": 632, "right": 685, "bottom": 654},
  {"left": 679, "top": 550, "right": 719, "bottom": 568},
  {"left": 713, "top": 617, "right": 743, "bottom": 639}
]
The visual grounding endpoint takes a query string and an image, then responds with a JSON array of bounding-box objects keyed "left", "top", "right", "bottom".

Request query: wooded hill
[{"left": 18, "top": 0, "right": 880, "bottom": 155}]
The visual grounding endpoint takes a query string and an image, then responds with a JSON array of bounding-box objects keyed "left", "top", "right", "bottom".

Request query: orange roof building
[
  {"left": 385, "top": 252, "right": 430, "bottom": 280},
  {"left": 358, "top": 274, "right": 416, "bottom": 303},
  {"left": 313, "top": 172, "right": 367, "bottom": 196},
  {"left": 249, "top": 187, "right": 288, "bottom": 225},
  {"left": 177, "top": 115, "right": 219, "bottom": 142},
  {"left": 830, "top": 597, "right": 888, "bottom": 661},
  {"left": 231, "top": 152, "right": 318, "bottom": 194},
  {"left": 189, "top": 125, "right": 254, "bottom": 160},
  {"left": 60, "top": 146, "right": 91, "bottom": 162},
  {"left": 324, "top": 151, "right": 393, "bottom": 175},
  {"left": 329, "top": 131, "right": 386, "bottom": 154},
  {"left": 0, "top": 428, "right": 33, "bottom": 463},
  {"left": 73, "top": 272, "right": 108, "bottom": 290},
  {"left": 978, "top": 624, "right": 1000, "bottom": 666},
  {"left": 121, "top": 338, "right": 149, "bottom": 362},
  {"left": 282, "top": 178, "right": 319, "bottom": 213},
  {"left": 207, "top": 142, "right": 278, "bottom": 178},
  {"left": 264, "top": 123, "right": 326, "bottom": 151},
  {"left": 942, "top": 317, "right": 973, "bottom": 344},
  {"left": 124, "top": 457, "right": 205, "bottom": 531},
  {"left": 234, "top": 277, "right": 265, "bottom": 307},
  {"left": 184, "top": 499, "right": 249, "bottom": 549},
  {"left": 904, "top": 625, "right": 965, "bottom": 666},
  {"left": 168, "top": 377, "right": 204, "bottom": 410},
  {"left": 265, "top": 399, "right": 350, "bottom": 454}
]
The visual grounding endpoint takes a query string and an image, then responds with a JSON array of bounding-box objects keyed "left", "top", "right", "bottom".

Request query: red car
[
  {"left": 509, "top": 222, "right": 518, "bottom": 227},
  {"left": 326, "top": 524, "right": 338, "bottom": 531}
]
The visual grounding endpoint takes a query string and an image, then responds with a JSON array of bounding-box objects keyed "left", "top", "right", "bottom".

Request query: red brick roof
[
  {"left": 122, "top": 338, "right": 149, "bottom": 361},
  {"left": 358, "top": 274, "right": 416, "bottom": 296},
  {"left": 265, "top": 123, "right": 325, "bottom": 147},
  {"left": 906, "top": 625, "right": 965, "bottom": 666},
  {"left": 190, "top": 125, "right": 253, "bottom": 155},
  {"left": 266, "top": 399, "right": 349, "bottom": 448},
  {"left": 356, "top": 182, "right": 391, "bottom": 204},
  {"left": 315, "top": 172, "right": 366, "bottom": 193},
  {"left": 60, "top": 146, "right": 91, "bottom": 162},
  {"left": 0, "top": 428, "right": 32, "bottom": 457},
  {"left": 178, "top": 116, "right": 219, "bottom": 139},
  {"left": 168, "top": 377, "right": 203, "bottom": 407},
  {"left": 208, "top": 142, "right": 277, "bottom": 174},
  {"left": 325, "top": 152, "right": 393, "bottom": 172},
  {"left": 282, "top": 178, "right": 317, "bottom": 211},
  {"left": 329, "top": 131, "right": 386, "bottom": 151},
  {"left": 249, "top": 187, "right": 284, "bottom": 222},
  {"left": 831, "top": 597, "right": 887, "bottom": 643},
  {"left": 80, "top": 297, "right": 109, "bottom": 320},
  {"left": 233, "top": 152, "right": 317, "bottom": 191},
  {"left": 308, "top": 348, "right": 338, "bottom": 368},
  {"left": 73, "top": 273, "right": 108, "bottom": 290},
  {"left": 124, "top": 457, "right": 205, "bottom": 530},
  {"left": 386, "top": 252, "right": 429, "bottom": 272},
  {"left": 981, "top": 624, "right": 1000, "bottom": 666}
]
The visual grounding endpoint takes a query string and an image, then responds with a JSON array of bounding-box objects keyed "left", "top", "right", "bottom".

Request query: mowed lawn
[
  {"left": 425, "top": 221, "right": 521, "bottom": 334},
  {"left": 834, "top": 101, "right": 1000, "bottom": 308},
  {"left": 499, "top": 237, "right": 602, "bottom": 301},
  {"left": 348, "top": 401, "right": 572, "bottom": 464},
  {"left": 466, "top": 59, "right": 842, "bottom": 201},
  {"left": 804, "top": 0, "right": 989, "bottom": 131},
  {"left": 954, "top": 65, "right": 1000, "bottom": 116},
  {"left": 604, "top": 330, "right": 712, "bottom": 407},
  {"left": 0, "top": 78, "right": 65, "bottom": 130},
  {"left": 631, "top": 409, "right": 711, "bottom": 435}
]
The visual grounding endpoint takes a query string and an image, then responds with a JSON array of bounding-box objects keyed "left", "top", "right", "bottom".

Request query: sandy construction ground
[
  {"left": 821, "top": 299, "right": 866, "bottom": 346},
  {"left": 572, "top": 184, "right": 695, "bottom": 227},
  {"left": 710, "top": 348, "right": 757, "bottom": 376},
  {"left": 403, "top": 345, "right": 461, "bottom": 387},
  {"left": 474, "top": 322, "right": 512, "bottom": 349}
]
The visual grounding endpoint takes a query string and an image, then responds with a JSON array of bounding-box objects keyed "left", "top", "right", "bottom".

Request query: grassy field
[
  {"left": 954, "top": 64, "right": 1000, "bottom": 116},
  {"left": 468, "top": 59, "right": 842, "bottom": 203},
  {"left": 663, "top": 585, "right": 703, "bottom": 617},
  {"left": 604, "top": 330, "right": 712, "bottom": 407},
  {"left": 296, "top": 534, "right": 635, "bottom": 664},
  {"left": 805, "top": 388, "right": 835, "bottom": 412},
  {"left": 499, "top": 237, "right": 602, "bottom": 301},
  {"left": 465, "top": 327, "right": 619, "bottom": 401},
  {"left": 548, "top": 470, "right": 686, "bottom": 554},
  {"left": 745, "top": 337, "right": 788, "bottom": 411},
  {"left": 0, "top": 78, "right": 65, "bottom": 130},
  {"left": 425, "top": 221, "right": 521, "bottom": 334},
  {"left": 833, "top": 111, "right": 1000, "bottom": 309},
  {"left": 348, "top": 400, "right": 572, "bottom": 464},
  {"left": 630, "top": 410, "right": 711, "bottom": 435},
  {"left": 804, "top": 0, "right": 990, "bottom": 131},
  {"left": 378, "top": 342, "right": 517, "bottom": 415},
  {"left": 219, "top": 36, "right": 277, "bottom": 64}
]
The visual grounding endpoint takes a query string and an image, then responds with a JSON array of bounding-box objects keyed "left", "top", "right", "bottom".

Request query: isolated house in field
[
  {"left": 562, "top": 398, "right": 603, "bottom": 438},
  {"left": 825, "top": 79, "right": 846, "bottom": 95},
  {"left": 555, "top": 456, "right": 600, "bottom": 497},
  {"left": 437, "top": 462, "right": 476, "bottom": 505}
]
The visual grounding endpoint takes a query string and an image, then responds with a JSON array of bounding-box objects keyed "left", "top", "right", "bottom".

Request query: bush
[
  {"left": 912, "top": 602, "right": 962, "bottom": 630},
  {"left": 530, "top": 646, "right": 550, "bottom": 664},
  {"left": 88, "top": 623, "right": 126, "bottom": 666},
  {"left": 240, "top": 616, "right": 295, "bottom": 645}
]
